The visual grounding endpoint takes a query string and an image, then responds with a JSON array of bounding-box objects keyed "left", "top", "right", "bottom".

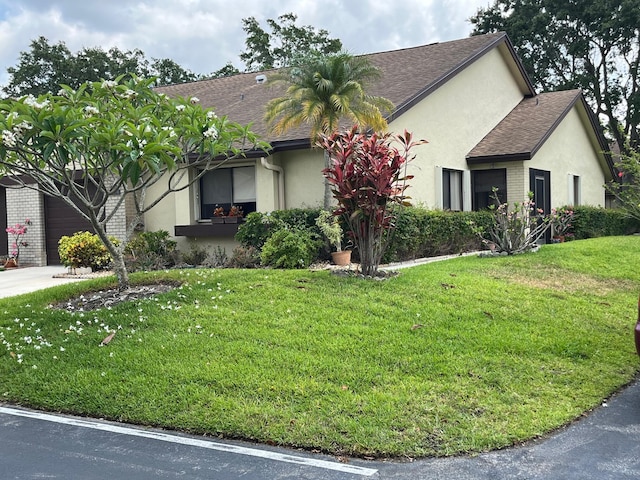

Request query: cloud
[{"left": 0, "top": 0, "right": 488, "bottom": 88}]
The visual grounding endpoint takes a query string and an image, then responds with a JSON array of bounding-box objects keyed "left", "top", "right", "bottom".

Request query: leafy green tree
[
  {"left": 209, "top": 62, "right": 242, "bottom": 79},
  {"left": 240, "top": 13, "right": 342, "bottom": 71},
  {"left": 3, "top": 37, "right": 198, "bottom": 97},
  {"left": 150, "top": 58, "right": 199, "bottom": 85},
  {"left": 470, "top": 0, "right": 640, "bottom": 153},
  {"left": 0, "top": 76, "right": 267, "bottom": 289},
  {"left": 264, "top": 52, "right": 394, "bottom": 207}
]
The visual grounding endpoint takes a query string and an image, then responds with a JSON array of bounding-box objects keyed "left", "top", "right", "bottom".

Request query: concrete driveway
[{"left": 0, "top": 266, "right": 90, "bottom": 298}]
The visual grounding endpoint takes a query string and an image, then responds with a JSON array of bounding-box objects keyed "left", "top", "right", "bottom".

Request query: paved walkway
[{"left": 0, "top": 265, "right": 91, "bottom": 298}]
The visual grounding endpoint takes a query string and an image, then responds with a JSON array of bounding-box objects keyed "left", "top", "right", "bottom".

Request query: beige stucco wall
[
  {"left": 275, "top": 149, "right": 325, "bottom": 209},
  {"left": 388, "top": 46, "right": 527, "bottom": 209},
  {"left": 528, "top": 106, "right": 607, "bottom": 207}
]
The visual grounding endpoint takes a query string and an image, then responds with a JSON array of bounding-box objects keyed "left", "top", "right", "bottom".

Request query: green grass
[{"left": 1, "top": 236, "right": 638, "bottom": 458}]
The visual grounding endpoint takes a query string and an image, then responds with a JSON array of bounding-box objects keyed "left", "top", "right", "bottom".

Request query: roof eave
[
  {"left": 388, "top": 32, "right": 536, "bottom": 124},
  {"left": 466, "top": 152, "right": 533, "bottom": 164}
]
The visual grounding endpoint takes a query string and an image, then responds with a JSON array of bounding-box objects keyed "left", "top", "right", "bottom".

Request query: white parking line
[{"left": 0, "top": 406, "right": 378, "bottom": 476}]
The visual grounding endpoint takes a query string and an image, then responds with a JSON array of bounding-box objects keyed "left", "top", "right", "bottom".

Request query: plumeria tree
[
  {"left": 318, "top": 126, "right": 427, "bottom": 276},
  {"left": 0, "top": 75, "right": 267, "bottom": 289}
]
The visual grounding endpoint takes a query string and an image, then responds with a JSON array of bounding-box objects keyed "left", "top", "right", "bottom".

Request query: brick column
[{"left": 5, "top": 187, "right": 46, "bottom": 266}]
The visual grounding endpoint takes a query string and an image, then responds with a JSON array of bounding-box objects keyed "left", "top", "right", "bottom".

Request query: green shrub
[
  {"left": 58, "top": 231, "right": 117, "bottom": 270},
  {"left": 383, "top": 207, "right": 494, "bottom": 262},
  {"left": 181, "top": 245, "right": 209, "bottom": 266},
  {"left": 570, "top": 206, "right": 640, "bottom": 239},
  {"left": 260, "top": 228, "right": 320, "bottom": 269},
  {"left": 228, "top": 246, "right": 261, "bottom": 268},
  {"left": 125, "top": 230, "right": 178, "bottom": 271},
  {"left": 236, "top": 208, "right": 323, "bottom": 249}
]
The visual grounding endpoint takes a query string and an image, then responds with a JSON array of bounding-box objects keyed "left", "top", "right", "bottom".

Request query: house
[
  {"left": 1, "top": 32, "right": 615, "bottom": 264},
  {"left": 145, "top": 31, "right": 613, "bottom": 253}
]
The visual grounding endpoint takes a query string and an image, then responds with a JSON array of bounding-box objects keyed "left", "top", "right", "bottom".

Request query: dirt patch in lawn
[
  {"left": 50, "top": 281, "right": 181, "bottom": 312},
  {"left": 491, "top": 267, "right": 634, "bottom": 295}
]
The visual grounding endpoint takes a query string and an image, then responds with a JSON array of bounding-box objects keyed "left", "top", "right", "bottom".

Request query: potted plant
[
  {"left": 551, "top": 206, "right": 574, "bottom": 242},
  {"left": 316, "top": 210, "right": 351, "bottom": 265},
  {"left": 225, "top": 205, "right": 244, "bottom": 223},
  {"left": 212, "top": 206, "right": 225, "bottom": 223},
  {"left": 5, "top": 219, "right": 32, "bottom": 267}
]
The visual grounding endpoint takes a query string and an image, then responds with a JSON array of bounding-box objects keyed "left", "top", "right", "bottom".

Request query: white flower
[
  {"left": 22, "top": 95, "right": 49, "bottom": 109},
  {"left": 102, "top": 80, "right": 118, "bottom": 89},
  {"left": 84, "top": 105, "right": 99, "bottom": 116},
  {"left": 206, "top": 110, "right": 217, "bottom": 119},
  {"left": 1, "top": 130, "right": 18, "bottom": 148},
  {"left": 161, "top": 126, "right": 177, "bottom": 138},
  {"left": 190, "top": 97, "right": 200, "bottom": 104},
  {"left": 175, "top": 104, "right": 186, "bottom": 112},
  {"left": 203, "top": 126, "right": 218, "bottom": 140},
  {"left": 122, "top": 89, "right": 137, "bottom": 99}
]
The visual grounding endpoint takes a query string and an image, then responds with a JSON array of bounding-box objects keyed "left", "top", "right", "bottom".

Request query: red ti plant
[{"left": 317, "top": 126, "right": 427, "bottom": 276}]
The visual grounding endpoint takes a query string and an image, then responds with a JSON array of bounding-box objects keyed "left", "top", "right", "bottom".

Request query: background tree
[
  {"left": 3, "top": 37, "right": 199, "bottom": 97},
  {"left": 0, "top": 76, "right": 267, "bottom": 289},
  {"left": 264, "top": 52, "right": 394, "bottom": 207},
  {"left": 470, "top": 0, "right": 640, "bottom": 153},
  {"left": 240, "top": 13, "right": 343, "bottom": 71},
  {"left": 209, "top": 62, "right": 241, "bottom": 79}
]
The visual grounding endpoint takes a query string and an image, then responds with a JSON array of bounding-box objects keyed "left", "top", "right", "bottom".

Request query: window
[
  {"left": 199, "top": 166, "right": 256, "bottom": 218},
  {"left": 472, "top": 169, "right": 507, "bottom": 210},
  {"left": 572, "top": 175, "right": 581, "bottom": 206},
  {"left": 442, "top": 169, "right": 463, "bottom": 211}
]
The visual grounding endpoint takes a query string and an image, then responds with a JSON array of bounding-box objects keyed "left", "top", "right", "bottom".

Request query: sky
[{"left": 0, "top": 0, "right": 492, "bottom": 88}]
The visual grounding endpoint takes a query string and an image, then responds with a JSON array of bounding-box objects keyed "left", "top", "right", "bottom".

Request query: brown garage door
[
  {"left": 0, "top": 187, "right": 7, "bottom": 256},
  {"left": 44, "top": 195, "right": 94, "bottom": 265}
]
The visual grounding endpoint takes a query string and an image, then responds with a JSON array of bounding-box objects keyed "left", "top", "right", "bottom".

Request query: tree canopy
[
  {"left": 3, "top": 36, "right": 200, "bottom": 97},
  {"left": 0, "top": 76, "right": 267, "bottom": 289},
  {"left": 240, "top": 13, "right": 343, "bottom": 72},
  {"left": 470, "top": 0, "right": 640, "bottom": 153}
]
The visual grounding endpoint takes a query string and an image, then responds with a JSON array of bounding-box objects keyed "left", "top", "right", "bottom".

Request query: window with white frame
[
  {"left": 199, "top": 166, "right": 256, "bottom": 218},
  {"left": 442, "top": 169, "right": 463, "bottom": 211},
  {"left": 572, "top": 175, "right": 581, "bottom": 206}
]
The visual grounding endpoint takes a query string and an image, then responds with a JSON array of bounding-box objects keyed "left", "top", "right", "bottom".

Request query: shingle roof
[
  {"left": 156, "top": 32, "right": 529, "bottom": 147},
  {"left": 466, "top": 89, "right": 586, "bottom": 162}
]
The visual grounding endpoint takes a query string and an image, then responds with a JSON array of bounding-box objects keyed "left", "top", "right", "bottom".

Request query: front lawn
[{"left": 0, "top": 236, "right": 638, "bottom": 458}]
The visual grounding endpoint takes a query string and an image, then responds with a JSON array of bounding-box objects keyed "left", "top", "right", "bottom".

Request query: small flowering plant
[
  {"left": 6, "top": 219, "right": 32, "bottom": 264},
  {"left": 550, "top": 206, "right": 574, "bottom": 237},
  {"left": 480, "top": 189, "right": 551, "bottom": 254},
  {"left": 227, "top": 205, "right": 244, "bottom": 217},
  {"left": 213, "top": 206, "right": 225, "bottom": 217}
]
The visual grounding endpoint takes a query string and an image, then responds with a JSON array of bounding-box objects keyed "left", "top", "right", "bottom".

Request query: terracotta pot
[
  {"left": 331, "top": 250, "right": 352, "bottom": 266},
  {"left": 3, "top": 258, "right": 18, "bottom": 269},
  {"left": 552, "top": 235, "right": 565, "bottom": 243}
]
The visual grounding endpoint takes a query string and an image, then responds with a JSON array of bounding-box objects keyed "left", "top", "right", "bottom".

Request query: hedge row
[
  {"left": 235, "top": 207, "right": 495, "bottom": 264},
  {"left": 569, "top": 206, "right": 640, "bottom": 239},
  {"left": 234, "top": 205, "right": 640, "bottom": 266}
]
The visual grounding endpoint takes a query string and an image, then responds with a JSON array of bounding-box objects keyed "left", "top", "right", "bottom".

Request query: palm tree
[{"left": 264, "top": 52, "right": 394, "bottom": 207}]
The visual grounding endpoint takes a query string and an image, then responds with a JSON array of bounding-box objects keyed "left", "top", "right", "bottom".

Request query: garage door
[
  {"left": 0, "top": 187, "right": 7, "bottom": 256},
  {"left": 44, "top": 195, "right": 94, "bottom": 265}
]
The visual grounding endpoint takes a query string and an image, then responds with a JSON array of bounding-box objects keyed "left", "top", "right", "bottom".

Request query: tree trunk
[
  {"left": 93, "top": 223, "right": 129, "bottom": 291},
  {"left": 323, "top": 149, "right": 332, "bottom": 209}
]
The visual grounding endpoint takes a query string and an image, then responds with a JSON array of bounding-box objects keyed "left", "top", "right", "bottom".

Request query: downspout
[{"left": 260, "top": 156, "right": 285, "bottom": 210}]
